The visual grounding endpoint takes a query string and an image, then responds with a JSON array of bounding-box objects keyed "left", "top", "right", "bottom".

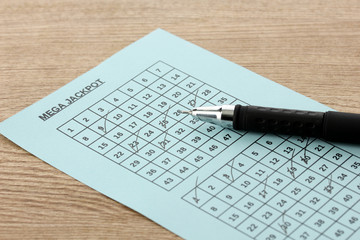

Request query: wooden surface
[{"left": 1, "top": 0, "right": 359, "bottom": 239}]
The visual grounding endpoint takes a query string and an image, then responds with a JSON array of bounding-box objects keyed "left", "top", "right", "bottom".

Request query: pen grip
[{"left": 233, "top": 105, "right": 360, "bottom": 142}]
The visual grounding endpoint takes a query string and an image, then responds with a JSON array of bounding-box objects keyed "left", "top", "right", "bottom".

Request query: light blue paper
[{"left": 1, "top": 29, "right": 360, "bottom": 240}]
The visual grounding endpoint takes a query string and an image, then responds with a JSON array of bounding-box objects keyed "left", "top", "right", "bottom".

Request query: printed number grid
[
  {"left": 57, "top": 61, "right": 248, "bottom": 191},
  {"left": 183, "top": 134, "right": 360, "bottom": 239}
]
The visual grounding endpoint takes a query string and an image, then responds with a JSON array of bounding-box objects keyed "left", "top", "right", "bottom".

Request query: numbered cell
[
  {"left": 318, "top": 199, "right": 348, "bottom": 221},
  {"left": 310, "top": 158, "right": 337, "bottom": 177},
  {"left": 134, "top": 88, "right": 160, "bottom": 105},
  {"left": 323, "top": 147, "right": 351, "bottom": 165},
  {"left": 199, "top": 176, "right": 228, "bottom": 195},
  {"left": 232, "top": 173, "right": 257, "bottom": 193},
  {"left": 315, "top": 175, "right": 342, "bottom": 196},
  {"left": 178, "top": 92, "right": 206, "bottom": 109},
  {"left": 149, "top": 96, "right": 177, "bottom": 114},
  {"left": 148, "top": 78, "right": 174, "bottom": 95},
  {"left": 307, "top": 212, "right": 334, "bottom": 234},
  {"left": 153, "top": 132, "right": 178, "bottom": 150},
  {"left": 256, "top": 133, "right": 285, "bottom": 150},
  {"left": 332, "top": 166, "right": 357, "bottom": 187},
  {"left": 163, "top": 86, "right": 188, "bottom": 104},
  {"left": 267, "top": 192, "right": 296, "bottom": 212},
  {"left": 139, "top": 124, "right": 163, "bottom": 143},
  {"left": 256, "top": 229, "right": 286, "bottom": 240},
  {"left": 324, "top": 222, "right": 353, "bottom": 240},
  {"left": 121, "top": 116, "right": 147, "bottom": 134},
  {"left": 219, "top": 207, "right": 248, "bottom": 228},
  {"left": 182, "top": 114, "right": 204, "bottom": 129},
  {"left": 153, "top": 171, "right": 182, "bottom": 191},
  {"left": 119, "top": 98, "right": 145, "bottom": 115},
  {"left": 199, "top": 139, "right": 226, "bottom": 157},
  {"left": 136, "top": 105, "right": 161, "bottom": 123},
  {"left": 216, "top": 185, "right": 245, "bottom": 205},
  {"left": 89, "top": 99, "right": 117, "bottom": 117},
  {"left": 196, "top": 84, "right": 220, "bottom": 102},
  {"left": 121, "top": 133, "right": 148, "bottom": 153},
  {"left": 287, "top": 135, "right": 314, "bottom": 148},
  {"left": 137, "top": 162, "right": 165, "bottom": 181},
  {"left": 152, "top": 152, "right": 181, "bottom": 170},
  {"left": 272, "top": 212, "right": 301, "bottom": 237},
  {"left": 182, "top": 186, "right": 213, "bottom": 207},
  {"left": 200, "top": 197, "right": 230, "bottom": 217},
  {"left": 147, "top": 61, "right": 173, "bottom": 77},
  {"left": 168, "top": 141, "right": 195, "bottom": 159},
  {"left": 228, "top": 154, "right": 256, "bottom": 173},
  {"left": 236, "top": 216, "right": 266, "bottom": 238},
  {"left": 242, "top": 142, "right": 270, "bottom": 161},
  {"left": 185, "top": 150, "right": 212, "bottom": 168},
  {"left": 177, "top": 76, "right": 203, "bottom": 93},
  {"left": 335, "top": 187, "right": 359, "bottom": 208},
  {"left": 118, "top": 80, "right": 145, "bottom": 97},
  {"left": 261, "top": 151, "right": 288, "bottom": 171},
  {"left": 73, "top": 128, "right": 101, "bottom": 146},
  {"left": 249, "top": 177, "right": 277, "bottom": 202},
  {"left": 267, "top": 173, "right": 292, "bottom": 192},
  {"left": 106, "top": 108, "right": 131, "bottom": 126},
  {"left": 246, "top": 163, "right": 273, "bottom": 183},
  {"left": 133, "top": 70, "right": 159, "bottom": 87},
  {"left": 89, "top": 137, "right": 116, "bottom": 155},
  {"left": 137, "top": 143, "right": 163, "bottom": 162},
  {"left": 339, "top": 209, "right": 360, "bottom": 231},
  {"left": 252, "top": 204, "right": 282, "bottom": 225},
  {"left": 166, "top": 104, "right": 188, "bottom": 122},
  {"left": 104, "top": 90, "right": 130, "bottom": 107},
  {"left": 300, "top": 191, "right": 328, "bottom": 210},
  {"left": 277, "top": 158, "right": 307, "bottom": 180},
  {"left": 344, "top": 155, "right": 360, "bottom": 175},
  {"left": 296, "top": 169, "right": 323, "bottom": 189},
  {"left": 292, "top": 148, "right": 320, "bottom": 167},
  {"left": 182, "top": 130, "right": 210, "bottom": 149},
  {"left": 213, "top": 164, "right": 242, "bottom": 185},
  {"left": 120, "top": 155, "right": 148, "bottom": 173},
  {"left": 306, "top": 139, "right": 334, "bottom": 157},
  {"left": 274, "top": 140, "right": 302, "bottom": 159},
  {"left": 104, "top": 145, "right": 133, "bottom": 164},
  {"left": 209, "top": 92, "right": 236, "bottom": 106},
  {"left": 167, "top": 123, "right": 192, "bottom": 140},
  {"left": 104, "top": 126, "right": 132, "bottom": 144},
  {"left": 89, "top": 117, "right": 116, "bottom": 135},
  {"left": 280, "top": 181, "right": 310, "bottom": 201},
  {"left": 151, "top": 112, "right": 178, "bottom": 131},
  {"left": 74, "top": 109, "right": 101, "bottom": 127},
  {"left": 285, "top": 202, "right": 315, "bottom": 224},
  {"left": 290, "top": 224, "right": 320, "bottom": 240},
  {"left": 169, "top": 160, "right": 198, "bottom": 179},
  {"left": 197, "top": 123, "right": 223, "bottom": 138},
  {"left": 58, "top": 119, "right": 85, "bottom": 137},
  {"left": 162, "top": 68, "right": 188, "bottom": 85},
  {"left": 213, "top": 129, "right": 242, "bottom": 146}
]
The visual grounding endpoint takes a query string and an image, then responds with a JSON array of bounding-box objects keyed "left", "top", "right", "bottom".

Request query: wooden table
[{"left": 1, "top": 0, "right": 359, "bottom": 239}]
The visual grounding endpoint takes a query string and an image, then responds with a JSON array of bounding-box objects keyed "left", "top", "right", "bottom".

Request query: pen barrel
[{"left": 233, "top": 105, "right": 360, "bottom": 143}]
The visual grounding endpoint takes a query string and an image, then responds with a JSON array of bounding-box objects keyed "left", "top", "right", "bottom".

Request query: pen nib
[{"left": 180, "top": 110, "right": 192, "bottom": 115}]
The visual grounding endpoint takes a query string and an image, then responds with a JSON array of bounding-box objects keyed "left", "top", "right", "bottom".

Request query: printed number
[
  {"left": 247, "top": 223, "right": 258, "bottom": 232},
  {"left": 143, "top": 111, "right": 153, "bottom": 118},
  {"left": 202, "top": 89, "right": 211, "bottom": 96},
  {"left": 114, "top": 151, "right": 124, "bottom": 158}
]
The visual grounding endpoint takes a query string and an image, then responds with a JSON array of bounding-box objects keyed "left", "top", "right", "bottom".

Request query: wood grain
[{"left": 0, "top": 0, "right": 359, "bottom": 239}]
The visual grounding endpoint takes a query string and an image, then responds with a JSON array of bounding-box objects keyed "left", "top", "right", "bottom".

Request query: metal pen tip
[{"left": 180, "top": 110, "right": 192, "bottom": 115}]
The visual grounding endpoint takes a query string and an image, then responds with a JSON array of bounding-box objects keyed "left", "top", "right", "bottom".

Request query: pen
[{"left": 181, "top": 105, "right": 360, "bottom": 143}]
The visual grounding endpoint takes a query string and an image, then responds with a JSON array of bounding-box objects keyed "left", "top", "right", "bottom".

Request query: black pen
[{"left": 181, "top": 105, "right": 360, "bottom": 143}]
